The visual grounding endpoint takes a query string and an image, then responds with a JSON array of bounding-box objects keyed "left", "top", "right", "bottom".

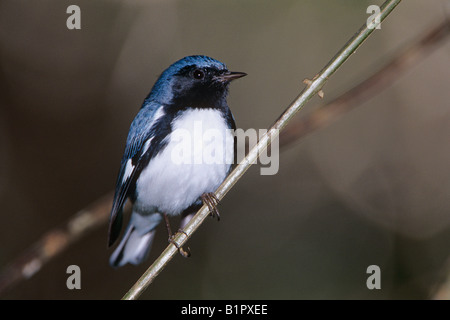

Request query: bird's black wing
[{"left": 107, "top": 103, "right": 164, "bottom": 246}]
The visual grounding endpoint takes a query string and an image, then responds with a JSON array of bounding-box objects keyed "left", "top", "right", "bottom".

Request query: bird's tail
[{"left": 109, "top": 225, "right": 156, "bottom": 267}]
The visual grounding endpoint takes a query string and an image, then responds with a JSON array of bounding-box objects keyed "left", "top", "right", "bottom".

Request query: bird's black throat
[{"left": 171, "top": 81, "right": 229, "bottom": 111}]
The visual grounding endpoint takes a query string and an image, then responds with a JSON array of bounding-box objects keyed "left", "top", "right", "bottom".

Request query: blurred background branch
[
  {"left": 1, "top": 15, "right": 449, "bottom": 300},
  {"left": 0, "top": 193, "right": 113, "bottom": 295},
  {"left": 280, "top": 18, "right": 450, "bottom": 148}
]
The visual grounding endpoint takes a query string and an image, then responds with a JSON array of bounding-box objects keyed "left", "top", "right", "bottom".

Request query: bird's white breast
[{"left": 135, "top": 108, "right": 234, "bottom": 216}]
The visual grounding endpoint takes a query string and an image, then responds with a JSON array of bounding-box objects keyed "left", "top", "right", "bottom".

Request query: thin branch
[
  {"left": 121, "top": 0, "right": 403, "bottom": 300},
  {"left": 279, "top": 18, "right": 450, "bottom": 148},
  {"left": 0, "top": 193, "right": 113, "bottom": 295}
]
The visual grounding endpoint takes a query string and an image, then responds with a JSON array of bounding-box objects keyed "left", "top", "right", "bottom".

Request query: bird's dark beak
[{"left": 216, "top": 71, "right": 247, "bottom": 83}]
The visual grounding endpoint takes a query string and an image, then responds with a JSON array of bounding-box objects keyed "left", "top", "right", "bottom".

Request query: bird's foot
[
  {"left": 164, "top": 213, "right": 191, "bottom": 258},
  {"left": 168, "top": 235, "right": 191, "bottom": 258},
  {"left": 201, "top": 192, "right": 220, "bottom": 221}
]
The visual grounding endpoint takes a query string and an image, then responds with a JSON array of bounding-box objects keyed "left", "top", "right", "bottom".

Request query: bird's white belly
[{"left": 135, "top": 109, "right": 234, "bottom": 215}]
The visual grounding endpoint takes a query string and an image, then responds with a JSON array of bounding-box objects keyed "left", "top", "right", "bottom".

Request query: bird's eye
[{"left": 192, "top": 69, "right": 205, "bottom": 80}]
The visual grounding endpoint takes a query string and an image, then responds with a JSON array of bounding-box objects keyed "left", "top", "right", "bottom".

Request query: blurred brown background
[{"left": 1, "top": 0, "right": 449, "bottom": 299}]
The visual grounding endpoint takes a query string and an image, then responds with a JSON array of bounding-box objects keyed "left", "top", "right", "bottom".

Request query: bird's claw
[{"left": 201, "top": 192, "right": 220, "bottom": 221}]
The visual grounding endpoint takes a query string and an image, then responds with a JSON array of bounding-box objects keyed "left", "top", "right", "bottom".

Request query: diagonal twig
[{"left": 279, "top": 18, "right": 450, "bottom": 148}]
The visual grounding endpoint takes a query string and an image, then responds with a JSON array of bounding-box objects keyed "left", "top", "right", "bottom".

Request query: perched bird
[{"left": 107, "top": 55, "right": 246, "bottom": 267}]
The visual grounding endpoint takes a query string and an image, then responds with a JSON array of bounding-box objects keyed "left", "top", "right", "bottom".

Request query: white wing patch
[
  {"left": 141, "top": 137, "right": 153, "bottom": 155},
  {"left": 122, "top": 159, "right": 134, "bottom": 184},
  {"left": 152, "top": 108, "right": 166, "bottom": 124},
  {"left": 122, "top": 137, "right": 154, "bottom": 184}
]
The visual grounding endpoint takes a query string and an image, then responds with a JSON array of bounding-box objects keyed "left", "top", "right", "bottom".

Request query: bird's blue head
[{"left": 144, "top": 55, "right": 246, "bottom": 108}]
